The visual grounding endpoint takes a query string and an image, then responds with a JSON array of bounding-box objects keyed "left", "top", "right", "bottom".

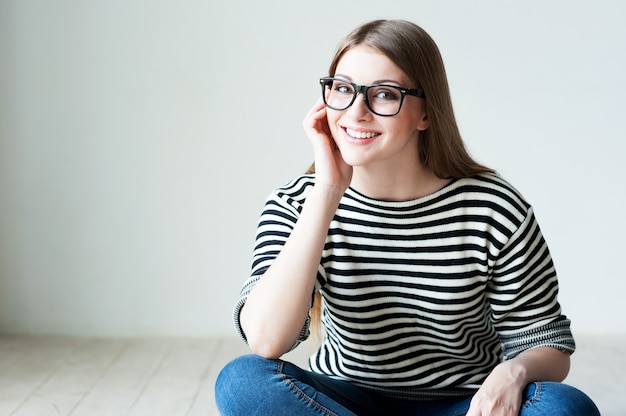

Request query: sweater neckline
[{"left": 344, "top": 178, "right": 460, "bottom": 209}]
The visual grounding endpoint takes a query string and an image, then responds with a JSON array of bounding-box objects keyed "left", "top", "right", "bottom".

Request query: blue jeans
[{"left": 215, "top": 354, "right": 600, "bottom": 416}]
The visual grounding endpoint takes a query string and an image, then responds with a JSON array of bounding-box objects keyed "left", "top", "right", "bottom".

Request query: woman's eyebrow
[
  {"left": 333, "top": 74, "right": 353, "bottom": 81},
  {"left": 334, "top": 74, "right": 403, "bottom": 86}
]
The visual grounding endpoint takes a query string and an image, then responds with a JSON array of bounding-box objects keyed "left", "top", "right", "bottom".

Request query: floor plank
[
  {"left": 0, "top": 337, "right": 76, "bottom": 416},
  {"left": 10, "top": 338, "right": 128, "bottom": 416},
  {"left": 69, "top": 338, "right": 174, "bottom": 416},
  {"left": 126, "top": 339, "right": 218, "bottom": 416}
]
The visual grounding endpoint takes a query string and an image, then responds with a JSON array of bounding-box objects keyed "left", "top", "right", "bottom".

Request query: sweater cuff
[{"left": 499, "top": 317, "right": 576, "bottom": 360}]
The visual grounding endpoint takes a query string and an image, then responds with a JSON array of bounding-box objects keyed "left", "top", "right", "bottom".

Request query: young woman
[{"left": 215, "top": 19, "right": 599, "bottom": 416}]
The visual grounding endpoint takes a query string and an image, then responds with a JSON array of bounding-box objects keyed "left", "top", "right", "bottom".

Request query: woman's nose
[{"left": 346, "top": 93, "right": 373, "bottom": 120}]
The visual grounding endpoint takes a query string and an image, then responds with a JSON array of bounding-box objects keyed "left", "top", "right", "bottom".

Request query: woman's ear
[{"left": 416, "top": 111, "right": 429, "bottom": 131}]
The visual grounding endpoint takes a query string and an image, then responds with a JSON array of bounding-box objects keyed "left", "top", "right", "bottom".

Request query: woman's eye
[
  {"left": 335, "top": 84, "right": 353, "bottom": 94},
  {"left": 374, "top": 88, "right": 399, "bottom": 101}
]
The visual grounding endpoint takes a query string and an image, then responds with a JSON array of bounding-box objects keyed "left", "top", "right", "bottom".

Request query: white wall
[{"left": 0, "top": 0, "right": 624, "bottom": 337}]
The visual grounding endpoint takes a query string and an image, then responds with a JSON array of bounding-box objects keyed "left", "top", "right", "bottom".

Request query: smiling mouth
[{"left": 345, "top": 128, "right": 380, "bottom": 139}]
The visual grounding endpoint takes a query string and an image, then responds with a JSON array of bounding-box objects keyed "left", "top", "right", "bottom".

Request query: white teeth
[{"left": 346, "top": 128, "right": 378, "bottom": 139}]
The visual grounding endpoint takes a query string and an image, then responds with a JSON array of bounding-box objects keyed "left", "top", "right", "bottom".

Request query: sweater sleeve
[
  {"left": 232, "top": 176, "right": 316, "bottom": 348},
  {"left": 486, "top": 206, "right": 576, "bottom": 359}
]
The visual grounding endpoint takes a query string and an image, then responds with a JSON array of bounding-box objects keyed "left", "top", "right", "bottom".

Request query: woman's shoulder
[
  {"left": 454, "top": 172, "right": 531, "bottom": 215},
  {"left": 273, "top": 174, "right": 316, "bottom": 197},
  {"left": 264, "top": 174, "right": 316, "bottom": 209},
  {"left": 457, "top": 172, "right": 525, "bottom": 196}
]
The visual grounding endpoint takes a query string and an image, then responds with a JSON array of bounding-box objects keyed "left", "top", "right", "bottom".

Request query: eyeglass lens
[{"left": 322, "top": 79, "right": 404, "bottom": 116}]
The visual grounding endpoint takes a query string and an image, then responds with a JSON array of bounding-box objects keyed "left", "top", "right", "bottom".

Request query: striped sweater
[{"left": 234, "top": 173, "right": 575, "bottom": 400}]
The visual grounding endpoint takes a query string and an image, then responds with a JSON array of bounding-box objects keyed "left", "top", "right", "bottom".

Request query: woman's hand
[
  {"left": 467, "top": 347, "right": 570, "bottom": 415},
  {"left": 303, "top": 98, "right": 352, "bottom": 193},
  {"left": 466, "top": 362, "right": 524, "bottom": 416}
]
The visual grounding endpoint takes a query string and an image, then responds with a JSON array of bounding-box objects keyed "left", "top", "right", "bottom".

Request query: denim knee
[
  {"left": 522, "top": 382, "right": 600, "bottom": 416},
  {"left": 216, "top": 354, "right": 356, "bottom": 416},
  {"left": 215, "top": 354, "right": 279, "bottom": 415}
]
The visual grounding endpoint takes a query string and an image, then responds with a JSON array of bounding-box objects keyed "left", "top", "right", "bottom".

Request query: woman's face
[{"left": 325, "top": 44, "right": 429, "bottom": 170}]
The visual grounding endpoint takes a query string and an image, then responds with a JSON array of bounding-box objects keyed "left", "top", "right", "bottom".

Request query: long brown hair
[{"left": 309, "top": 19, "right": 494, "bottom": 341}]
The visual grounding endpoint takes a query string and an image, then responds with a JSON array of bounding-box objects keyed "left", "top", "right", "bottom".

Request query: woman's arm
[
  {"left": 240, "top": 185, "right": 343, "bottom": 359},
  {"left": 467, "top": 346, "right": 570, "bottom": 416},
  {"left": 240, "top": 99, "right": 352, "bottom": 359}
]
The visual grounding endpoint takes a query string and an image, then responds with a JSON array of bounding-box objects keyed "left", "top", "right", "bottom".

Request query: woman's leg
[
  {"left": 435, "top": 382, "right": 600, "bottom": 415},
  {"left": 216, "top": 356, "right": 600, "bottom": 416},
  {"left": 214, "top": 354, "right": 383, "bottom": 416},
  {"left": 520, "top": 382, "right": 600, "bottom": 416}
]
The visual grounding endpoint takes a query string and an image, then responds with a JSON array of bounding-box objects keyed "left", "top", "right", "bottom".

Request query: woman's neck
[{"left": 350, "top": 161, "right": 451, "bottom": 202}]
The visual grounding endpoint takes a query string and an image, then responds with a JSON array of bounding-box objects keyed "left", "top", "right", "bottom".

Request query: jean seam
[
  {"left": 276, "top": 361, "right": 340, "bottom": 416},
  {"left": 522, "top": 382, "right": 543, "bottom": 408}
]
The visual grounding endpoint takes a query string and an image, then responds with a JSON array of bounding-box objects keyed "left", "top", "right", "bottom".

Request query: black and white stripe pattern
[{"left": 234, "top": 173, "right": 575, "bottom": 399}]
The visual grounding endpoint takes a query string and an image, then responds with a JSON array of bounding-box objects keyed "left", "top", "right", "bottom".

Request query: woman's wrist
[
  {"left": 491, "top": 359, "right": 529, "bottom": 389},
  {"left": 310, "top": 181, "right": 347, "bottom": 206}
]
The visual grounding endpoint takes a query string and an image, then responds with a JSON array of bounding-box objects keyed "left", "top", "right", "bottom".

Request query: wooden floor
[{"left": 0, "top": 334, "right": 623, "bottom": 416}]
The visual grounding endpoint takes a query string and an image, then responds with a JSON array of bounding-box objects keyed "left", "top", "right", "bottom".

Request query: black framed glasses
[{"left": 320, "top": 77, "right": 426, "bottom": 117}]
